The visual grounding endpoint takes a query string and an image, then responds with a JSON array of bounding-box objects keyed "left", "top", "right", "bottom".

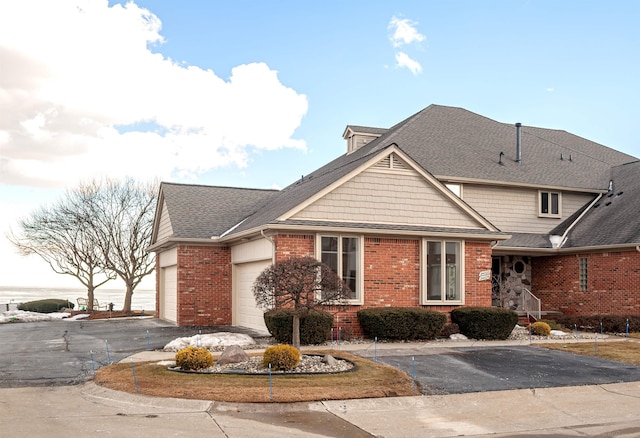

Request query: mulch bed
[{"left": 83, "top": 310, "right": 154, "bottom": 320}]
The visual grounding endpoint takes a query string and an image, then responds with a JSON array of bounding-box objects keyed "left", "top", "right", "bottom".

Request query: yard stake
[
  {"left": 574, "top": 324, "right": 578, "bottom": 340},
  {"left": 131, "top": 359, "right": 139, "bottom": 393},
  {"left": 411, "top": 356, "right": 416, "bottom": 392},
  {"left": 374, "top": 337, "right": 377, "bottom": 362},
  {"left": 338, "top": 327, "right": 341, "bottom": 351},
  {"left": 268, "top": 363, "right": 273, "bottom": 402},
  {"left": 594, "top": 333, "right": 598, "bottom": 356},
  {"left": 330, "top": 328, "right": 334, "bottom": 347},
  {"left": 626, "top": 319, "right": 630, "bottom": 340},
  {"left": 90, "top": 351, "right": 96, "bottom": 380},
  {"left": 146, "top": 330, "right": 151, "bottom": 351},
  {"left": 105, "top": 340, "right": 112, "bottom": 364}
]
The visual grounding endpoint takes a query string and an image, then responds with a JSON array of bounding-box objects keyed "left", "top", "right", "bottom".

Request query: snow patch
[
  {"left": 0, "top": 310, "right": 72, "bottom": 323},
  {"left": 163, "top": 332, "right": 256, "bottom": 352}
]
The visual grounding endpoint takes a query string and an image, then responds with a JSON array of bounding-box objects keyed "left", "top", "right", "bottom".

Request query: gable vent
[{"left": 374, "top": 153, "right": 409, "bottom": 170}]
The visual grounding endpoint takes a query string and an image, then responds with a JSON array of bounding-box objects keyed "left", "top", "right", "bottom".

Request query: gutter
[{"left": 556, "top": 193, "right": 603, "bottom": 248}]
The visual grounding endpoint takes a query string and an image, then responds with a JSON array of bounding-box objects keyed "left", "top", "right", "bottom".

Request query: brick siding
[
  {"left": 164, "top": 236, "right": 494, "bottom": 337},
  {"left": 175, "top": 245, "right": 232, "bottom": 326},
  {"left": 533, "top": 250, "right": 640, "bottom": 316}
]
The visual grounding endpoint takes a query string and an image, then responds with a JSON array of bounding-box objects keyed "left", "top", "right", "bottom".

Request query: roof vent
[{"left": 515, "top": 123, "right": 522, "bottom": 164}]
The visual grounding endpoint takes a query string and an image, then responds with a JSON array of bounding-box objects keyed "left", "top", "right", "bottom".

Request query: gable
[
  {"left": 155, "top": 200, "right": 174, "bottom": 242},
  {"left": 290, "top": 152, "right": 485, "bottom": 229}
]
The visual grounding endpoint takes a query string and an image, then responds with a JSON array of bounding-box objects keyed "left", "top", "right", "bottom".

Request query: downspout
[
  {"left": 636, "top": 246, "right": 640, "bottom": 253},
  {"left": 261, "top": 229, "right": 276, "bottom": 264},
  {"left": 557, "top": 193, "right": 603, "bottom": 248}
]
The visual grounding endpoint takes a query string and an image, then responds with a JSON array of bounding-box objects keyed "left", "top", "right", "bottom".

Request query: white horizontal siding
[
  {"left": 231, "top": 239, "right": 273, "bottom": 264},
  {"left": 292, "top": 169, "right": 481, "bottom": 228},
  {"left": 463, "top": 185, "right": 595, "bottom": 233}
]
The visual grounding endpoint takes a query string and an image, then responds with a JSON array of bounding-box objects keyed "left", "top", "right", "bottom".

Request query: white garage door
[
  {"left": 234, "top": 260, "right": 271, "bottom": 332},
  {"left": 160, "top": 265, "right": 177, "bottom": 323}
]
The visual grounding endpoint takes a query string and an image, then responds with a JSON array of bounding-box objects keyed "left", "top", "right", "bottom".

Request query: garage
[
  {"left": 160, "top": 265, "right": 177, "bottom": 323},
  {"left": 234, "top": 259, "right": 271, "bottom": 332}
]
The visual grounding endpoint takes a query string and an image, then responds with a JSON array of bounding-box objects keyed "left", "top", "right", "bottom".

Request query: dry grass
[
  {"left": 95, "top": 350, "right": 419, "bottom": 403},
  {"left": 538, "top": 340, "right": 640, "bottom": 366}
]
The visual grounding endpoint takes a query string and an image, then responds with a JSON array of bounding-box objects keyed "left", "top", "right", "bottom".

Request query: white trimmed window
[
  {"left": 422, "top": 239, "right": 464, "bottom": 304},
  {"left": 539, "top": 191, "right": 561, "bottom": 217},
  {"left": 318, "top": 235, "right": 363, "bottom": 303}
]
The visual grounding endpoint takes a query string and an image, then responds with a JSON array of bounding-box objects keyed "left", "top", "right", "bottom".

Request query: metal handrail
[{"left": 522, "top": 288, "right": 541, "bottom": 321}]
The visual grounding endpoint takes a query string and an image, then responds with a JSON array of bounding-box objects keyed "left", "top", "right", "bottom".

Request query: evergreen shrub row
[
  {"left": 357, "top": 307, "right": 446, "bottom": 341},
  {"left": 450, "top": 306, "right": 518, "bottom": 340},
  {"left": 263, "top": 309, "right": 333, "bottom": 345},
  {"left": 18, "top": 299, "right": 74, "bottom": 313},
  {"left": 556, "top": 314, "right": 640, "bottom": 333}
]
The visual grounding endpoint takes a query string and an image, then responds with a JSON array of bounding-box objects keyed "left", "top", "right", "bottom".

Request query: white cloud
[
  {"left": 388, "top": 16, "right": 426, "bottom": 47},
  {"left": 0, "top": 0, "right": 308, "bottom": 188},
  {"left": 387, "top": 15, "right": 425, "bottom": 75},
  {"left": 395, "top": 52, "right": 423, "bottom": 75},
  {"left": 546, "top": 87, "right": 555, "bottom": 92}
]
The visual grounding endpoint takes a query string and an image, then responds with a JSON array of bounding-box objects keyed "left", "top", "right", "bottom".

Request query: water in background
[{"left": 0, "top": 286, "right": 156, "bottom": 311}]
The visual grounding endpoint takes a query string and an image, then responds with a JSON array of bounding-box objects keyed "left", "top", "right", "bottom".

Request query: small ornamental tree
[{"left": 252, "top": 256, "right": 351, "bottom": 349}]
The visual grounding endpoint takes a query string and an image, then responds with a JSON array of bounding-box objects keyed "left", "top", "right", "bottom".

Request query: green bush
[
  {"left": 263, "top": 309, "right": 333, "bottom": 345},
  {"left": 531, "top": 321, "right": 551, "bottom": 336},
  {"left": 357, "top": 307, "right": 447, "bottom": 341},
  {"left": 18, "top": 299, "right": 74, "bottom": 313},
  {"left": 439, "top": 322, "right": 461, "bottom": 338},
  {"left": 450, "top": 306, "right": 518, "bottom": 340},
  {"left": 556, "top": 314, "right": 640, "bottom": 333},
  {"left": 262, "top": 344, "right": 301, "bottom": 371},
  {"left": 175, "top": 346, "right": 214, "bottom": 371}
]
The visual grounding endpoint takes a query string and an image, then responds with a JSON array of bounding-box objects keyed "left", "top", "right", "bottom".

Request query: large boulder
[{"left": 216, "top": 345, "right": 250, "bottom": 365}]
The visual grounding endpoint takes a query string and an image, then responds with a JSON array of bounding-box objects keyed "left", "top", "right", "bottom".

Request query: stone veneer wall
[{"left": 533, "top": 250, "right": 640, "bottom": 316}]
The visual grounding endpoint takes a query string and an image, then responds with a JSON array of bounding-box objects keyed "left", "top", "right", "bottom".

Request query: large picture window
[
  {"left": 319, "top": 235, "right": 362, "bottom": 302},
  {"left": 423, "top": 240, "right": 463, "bottom": 304}
]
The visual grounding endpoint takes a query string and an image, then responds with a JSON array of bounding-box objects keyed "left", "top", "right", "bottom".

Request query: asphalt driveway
[
  {"left": 357, "top": 345, "right": 640, "bottom": 394},
  {"left": 0, "top": 318, "right": 263, "bottom": 387}
]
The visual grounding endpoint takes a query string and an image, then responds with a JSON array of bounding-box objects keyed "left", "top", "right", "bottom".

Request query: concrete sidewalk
[
  {"left": 1, "top": 338, "right": 637, "bottom": 437},
  {"left": 3, "top": 380, "right": 640, "bottom": 437}
]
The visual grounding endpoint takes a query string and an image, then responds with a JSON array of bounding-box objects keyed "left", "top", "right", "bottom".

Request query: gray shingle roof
[
  {"left": 159, "top": 182, "right": 278, "bottom": 239},
  {"left": 363, "top": 105, "right": 635, "bottom": 190},
  {"left": 154, "top": 105, "right": 639, "bottom": 250},
  {"left": 233, "top": 105, "right": 636, "bottom": 236},
  {"left": 559, "top": 161, "right": 640, "bottom": 247}
]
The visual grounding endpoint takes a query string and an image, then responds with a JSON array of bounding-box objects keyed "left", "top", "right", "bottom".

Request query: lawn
[
  {"left": 538, "top": 339, "right": 640, "bottom": 366},
  {"left": 95, "top": 350, "right": 419, "bottom": 403}
]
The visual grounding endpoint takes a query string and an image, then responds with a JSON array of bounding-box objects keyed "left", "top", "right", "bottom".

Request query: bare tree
[
  {"left": 252, "top": 256, "right": 351, "bottom": 349},
  {"left": 79, "top": 178, "right": 157, "bottom": 312},
  {"left": 7, "top": 202, "right": 114, "bottom": 311}
]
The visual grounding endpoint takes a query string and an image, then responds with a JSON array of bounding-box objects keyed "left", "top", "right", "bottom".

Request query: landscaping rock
[
  {"left": 322, "top": 354, "right": 337, "bottom": 366},
  {"left": 216, "top": 345, "right": 250, "bottom": 365}
]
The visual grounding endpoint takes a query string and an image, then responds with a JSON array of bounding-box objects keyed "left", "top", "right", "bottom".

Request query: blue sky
[{"left": 1, "top": 0, "right": 639, "bottom": 288}]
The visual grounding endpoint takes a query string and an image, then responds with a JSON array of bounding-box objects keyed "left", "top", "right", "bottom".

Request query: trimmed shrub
[
  {"left": 451, "top": 306, "right": 518, "bottom": 340},
  {"left": 531, "top": 321, "right": 551, "bottom": 336},
  {"left": 263, "top": 309, "right": 333, "bottom": 345},
  {"left": 439, "top": 322, "right": 461, "bottom": 338},
  {"left": 262, "top": 344, "right": 301, "bottom": 370},
  {"left": 175, "top": 346, "right": 214, "bottom": 371},
  {"left": 357, "top": 307, "right": 447, "bottom": 341},
  {"left": 557, "top": 314, "right": 640, "bottom": 333},
  {"left": 18, "top": 299, "right": 74, "bottom": 313}
]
